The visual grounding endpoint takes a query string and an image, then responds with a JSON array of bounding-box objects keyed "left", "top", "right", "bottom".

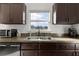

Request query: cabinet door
[
  {"left": 56, "top": 3, "right": 68, "bottom": 24},
  {"left": 21, "top": 50, "right": 39, "bottom": 56},
  {"left": 76, "top": 4, "right": 79, "bottom": 23},
  {"left": 75, "top": 43, "right": 79, "bottom": 56},
  {"left": 40, "top": 43, "right": 57, "bottom": 50},
  {"left": 56, "top": 3, "right": 79, "bottom": 24},
  {"left": 9, "top": 3, "right": 26, "bottom": 24},
  {"left": 67, "top": 4, "right": 78, "bottom": 24},
  {"left": 39, "top": 50, "right": 74, "bottom": 56},
  {"left": 71, "top": 44, "right": 79, "bottom": 56},
  {"left": 21, "top": 43, "right": 39, "bottom": 50},
  {"left": 40, "top": 43, "right": 75, "bottom": 50},
  {"left": 56, "top": 43, "right": 75, "bottom": 50},
  {"left": 75, "top": 50, "right": 79, "bottom": 56},
  {"left": 0, "top": 4, "right": 9, "bottom": 24}
]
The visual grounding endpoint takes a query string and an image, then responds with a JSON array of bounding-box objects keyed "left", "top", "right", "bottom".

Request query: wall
[
  {"left": 0, "top": 3, "right": 71, "bottom": 36},
  {"left": 72, "top": 24, "right": 79, "bottom": 35},
  {"left": 49, "top": 24, "right": 71, "bottom": 36}
]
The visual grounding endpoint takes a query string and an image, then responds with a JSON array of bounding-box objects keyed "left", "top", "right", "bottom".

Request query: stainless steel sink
[{"left": 27, "top": 36, "right": 51, "bottom": 41}]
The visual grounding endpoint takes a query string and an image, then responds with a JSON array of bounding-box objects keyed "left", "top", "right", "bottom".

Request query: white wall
[
  {"left": 49, "top": 24, "right": 71, "bottom": 36},
  {"left": 72, "top": 24, "right": 79, "bottom": 35},
  {"left": 0, "top": 3, "right": 71, "bottom": 36}
]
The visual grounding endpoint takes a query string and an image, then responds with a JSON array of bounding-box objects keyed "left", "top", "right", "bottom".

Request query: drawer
[
  {"left": 21, "top": 50, "right": 39, "bottom": 56},
  {"left": 39, "top": 50, "right": 74, "bottom": 56},
  {"left": 56, "top": 43, "right": 75, "bottom": 50},
  {"left": 40, "top": 43, "right": 75, "bottom": 50},
  {"left": 40, "top": 43, "right": 57, "bottom": 50},
  {"left": 21, "top": 43, "right": 39, "bottom": 50}
]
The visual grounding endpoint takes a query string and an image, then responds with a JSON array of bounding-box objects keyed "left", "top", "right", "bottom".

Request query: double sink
[
  {"left": 26, "top": 30, "right": 52, "bottom": 41},
  {"left": 27, "top": 36, "right": 52, "bottom": 41},
  {"left": 25, "top": 36, "right": 79, "bottom": 43}
]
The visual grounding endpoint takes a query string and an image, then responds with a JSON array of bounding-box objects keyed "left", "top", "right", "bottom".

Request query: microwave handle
[{"left": 7, "top": 30, "right": 11, "bottom": 37}]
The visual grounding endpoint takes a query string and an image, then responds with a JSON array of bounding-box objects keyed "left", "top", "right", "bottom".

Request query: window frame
[{"left": 30, "top": 11, "right": 50, "bottom": 30}]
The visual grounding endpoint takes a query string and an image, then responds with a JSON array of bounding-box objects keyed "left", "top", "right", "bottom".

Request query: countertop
[{"left": 0, "top": 37, "right": 79, "bottom": 43}]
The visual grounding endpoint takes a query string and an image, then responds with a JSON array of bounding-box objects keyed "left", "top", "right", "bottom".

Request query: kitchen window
[{"left": 30, "top": 11, "right": 50, "bottom": 29}]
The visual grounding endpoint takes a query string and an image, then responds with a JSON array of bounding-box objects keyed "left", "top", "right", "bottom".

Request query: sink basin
[{"left": 27, "top": 36, "right": 51, "bottom": 41}]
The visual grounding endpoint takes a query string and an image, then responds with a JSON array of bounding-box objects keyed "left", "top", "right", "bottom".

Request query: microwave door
[{"left": 0, "top": 30, "right": 7, "bottom": 37}]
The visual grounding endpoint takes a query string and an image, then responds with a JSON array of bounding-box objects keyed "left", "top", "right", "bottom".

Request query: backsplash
[
  {"left": 0, "top": 24, "right": 71, "bottom": 36},
  {"left": 72, "top": 24, "right": 79, "bottom": 35}
]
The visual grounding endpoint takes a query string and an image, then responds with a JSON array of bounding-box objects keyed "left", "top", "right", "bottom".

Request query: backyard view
[{"left": 31, "top": 12, "right": 49, "bottom": 29}]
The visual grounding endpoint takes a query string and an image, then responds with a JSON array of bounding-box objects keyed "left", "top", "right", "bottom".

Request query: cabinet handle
[
  {"left": 72, "top": 52, "right": 75, "bottom": 56},
  {"left": 23, "top": 53, "right": 24, "bottom": 56},
  {"left": 76, "top": 52, "right": 79, "bottom": 56},
  {"left": 68, "top": 18, "right": 69, "bottom": 22}
]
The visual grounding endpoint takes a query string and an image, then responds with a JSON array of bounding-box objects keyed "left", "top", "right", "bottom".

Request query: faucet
[{"left": 37, "top": 29, "right": 40, "bottom": 39}]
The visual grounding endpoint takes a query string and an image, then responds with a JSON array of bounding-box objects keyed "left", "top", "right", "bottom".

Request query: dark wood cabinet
[
  {"left": 56, "top": 43, "right": 75, "bottom": 50},
  {"left": 74, "top": 50, "right": 79, "bottom": 56},
  {"left": 40, "top": 43, "right": 75, "bottom": 50},
  {"left": 39, "top": 43, "right": 75, "bottom": 56},
  {"left": 39, "top": 50, "right": 74, "bottom": 56},
  {"left": 21, "top": 43, "right": 39, "bottom": 50},
  {"left": 0, "top": 4, "right": 9, "bottom": 24},
  {"left": 74, "top": 44, "right": 79, "bottom": 56},
  {"left": 56, "top": 3, "right": 79, "bottom": 24},
  {"left": 56, "top": 3, "right": 68, "bottom": 24},
  {"left": 67, "top": 4, "right": 78, "bottom": 24},
  {"left": 0, "top": 3, "right": 26, "bottom": 24},
  {"left": 21, "top": 50, "right": 39, "bottom": 56},
  {"left": 9, "top": 3, "right": 26, "bottom": 24},
  {"left": 75, "top": 4, "right": 79, "bottom": 23},
  {"left": 20, "top": 43, "right": 77, "bottom": 56},
  {"left": 40, "top": 43, "right": 57, "bottom": 50},
  {"left": 21, "top": 43, "right": 39, "bottom": 56}
]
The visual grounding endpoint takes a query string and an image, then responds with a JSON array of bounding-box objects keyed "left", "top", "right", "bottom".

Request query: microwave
[{"left": 0, "top": 29, "right": 17, "bottom": 37}]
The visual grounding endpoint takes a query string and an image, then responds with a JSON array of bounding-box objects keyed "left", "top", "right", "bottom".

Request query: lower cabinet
[
  {"left": 21, "top": 50, "right": 39, "bottom": 56},
  {"left": 75, "top": 50, "right": 79, "bottom": 56},
  {"left": 20, "top": 43, "right": 79, "bottom": 56},
  {"left": 21, "top": 43, "right": 39, "bottom": 56},
  {"left": 21, "top": 50, "right": 75, "bottom": 56},
  {"left": 39, "top": 50, "right": 74, "bottom": 56}
]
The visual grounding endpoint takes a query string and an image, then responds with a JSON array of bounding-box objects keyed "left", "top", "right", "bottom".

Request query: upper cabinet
[
  {"left": 56, "top": 3, "right": 68, "bottom": 24},
  {"left": 0, "top": 4, "right": 9, "bottom": 24},
  {"left": 55, "top": 3, "right": 79, "bottom": 24},
  {"left": 0, "top": 3, "right": 26, "bottom": 24}
]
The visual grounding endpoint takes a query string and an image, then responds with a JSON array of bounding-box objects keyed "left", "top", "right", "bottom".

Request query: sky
[
  {"left": 31, "top": 12, "right": 49, "bottom": 27},
  {"left": 31, "top": 12, "right": 49, "bottom": 21}
]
